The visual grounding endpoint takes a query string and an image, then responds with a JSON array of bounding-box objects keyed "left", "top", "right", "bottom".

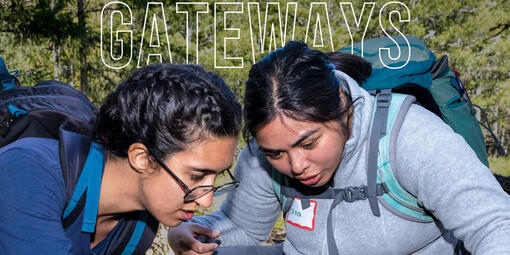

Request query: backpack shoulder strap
[
  {"left": 59, "top": 127, "right": 91, "bottom": 227},
  {"left": 368, "top": 92, "right": 434, "bottom": 222},
  {"left": 271, "top": 168, "right": 293, "bottom": 215},
  {"left": 366, "top": 89, "right": 393, "bottom": 216},
  {"left": 107, "top": 211, "right": 159, "bottom": 255},
  {"left": 58, "top": 127, "right": 158, "bottom": 254}
]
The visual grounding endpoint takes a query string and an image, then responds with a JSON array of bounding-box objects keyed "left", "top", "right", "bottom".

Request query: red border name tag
[{"left": 286, "top": 198, "right": 317, "bottom": 231}]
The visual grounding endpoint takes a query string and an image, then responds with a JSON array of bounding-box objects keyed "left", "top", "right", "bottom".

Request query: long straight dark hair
[{"left": 243, "top": 41, "right": 372, "bottom": 143}]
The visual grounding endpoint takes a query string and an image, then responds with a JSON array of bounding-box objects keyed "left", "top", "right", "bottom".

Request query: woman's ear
[
  {"left": 338, "top": 87, "right": 353, "bottom": 137},
  {"left": 339, "top": 87, "right": 347, "bottom": 103},
  {"left": 127, "top": 143, "right": 157, "bottom": 174},
  {"left": 338, "top": 87, "right": 352, "bottom": 111}
]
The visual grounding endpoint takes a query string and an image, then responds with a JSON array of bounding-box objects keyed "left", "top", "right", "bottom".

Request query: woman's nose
[
  {"left": 288, "top": 150, "right": 310, "bottom": 175},
  {"left": 194, "top": 190, "right": 214, "bottom": 208}
]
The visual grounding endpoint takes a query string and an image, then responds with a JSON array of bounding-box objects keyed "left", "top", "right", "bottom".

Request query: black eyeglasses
[{"left": 148, "top": 148, "right": 240, "bottom": 202}]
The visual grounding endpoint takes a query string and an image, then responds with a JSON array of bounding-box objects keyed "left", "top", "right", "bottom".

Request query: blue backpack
[
  {"left": 0, "top": 57, "right": 158, "bottom": 255},
  {"left": 272, "top": 36, "right": 504, "bottom": 255},
  {"left": 0, "top": 56, "right": 19, "bottom": 91}
]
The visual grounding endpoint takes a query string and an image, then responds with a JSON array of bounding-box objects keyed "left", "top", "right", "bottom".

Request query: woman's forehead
[
  {"left": 255, "top": 115, "right": 324, "bottom": 148},
  {"left": 169, "top": 136, "right": 237, "bottom": 172}
]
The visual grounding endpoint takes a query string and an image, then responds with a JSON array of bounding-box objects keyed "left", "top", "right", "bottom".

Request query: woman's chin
[
  {"left": 156, "top": 215, "right": 183, "bottom": 227},
  {"left": 305, "top": 170, "right": 333, "bottom": 188},
  {"left": 308, "top": 179, "right": 327, "bottom": 188}
]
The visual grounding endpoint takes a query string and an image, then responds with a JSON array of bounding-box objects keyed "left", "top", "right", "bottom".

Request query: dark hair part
[
  {"left": 94, "top": 64, "right": 242, "bottom": 159},
  {"left": 243, "top": 41, "right": 371, "bottom": 143}
]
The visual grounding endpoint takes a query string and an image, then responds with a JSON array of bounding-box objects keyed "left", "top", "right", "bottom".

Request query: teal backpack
[{"left": 271, "top": 36, "right": 504, "bottom": 254}]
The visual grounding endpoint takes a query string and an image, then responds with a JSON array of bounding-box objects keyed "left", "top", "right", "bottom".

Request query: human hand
[{"left": 168, "top": 222, "right": 221, "bottom": 255}]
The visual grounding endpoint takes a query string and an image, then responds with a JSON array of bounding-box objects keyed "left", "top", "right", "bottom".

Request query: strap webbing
[
  {"left": 281, "top": 178, "right": 386, "bottom": 255},
  {"left": 366, "top": 89, "right": 392, "bottom": 217},
  {"left": 472, "top": 104, "right": 505, "bottom": 156},
  {"left": 62, "top": 141, "right": 105, "bottom": 233},
  {"left": 82, "top": 142, "right": 105, "bottom": 233},
  {"left": 120, "top": 212, "right": 149, "bottom": 255},
  {"left": 326, "top": 185, "right": 386, "bottom": 255},
  {"left": 326, "top": 190, "right": 346, "bottom": 255},
  {"left": 62, "top": 165, "right": 89, "bottom": 219}
]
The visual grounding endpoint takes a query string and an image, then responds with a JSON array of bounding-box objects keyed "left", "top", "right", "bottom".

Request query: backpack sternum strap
[
  {"left": 280, "top": 183, "right": 387, "bottom": 209},
  {"left": 273, "top": 170, "right": 387, "bottom": 255},
  {"left": 325, "top": 183, "right": 386, "bottom": 255},
  {"left": 344, "top": 184, "right": 386, "bottom": 203}
]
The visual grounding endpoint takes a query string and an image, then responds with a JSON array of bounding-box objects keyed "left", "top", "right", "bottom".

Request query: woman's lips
[
  {"left": 299, "top": 173, "right": 321, "bottom": 186},
  {"left": 180, "top": 210, "right": 195, "bottom": 220}
]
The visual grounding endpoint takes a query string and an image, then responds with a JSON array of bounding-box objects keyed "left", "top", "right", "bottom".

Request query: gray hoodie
[{"left": 191, "top": 73, "right": 510, "bottom": 254}]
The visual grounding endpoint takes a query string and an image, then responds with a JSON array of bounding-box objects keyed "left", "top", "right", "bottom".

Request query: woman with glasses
[
  {"left": 168, "top": 42, "right": 510, "bottom": 255},
  {"left": 0, "top": 64, "right": 242, "bottom": 254}
]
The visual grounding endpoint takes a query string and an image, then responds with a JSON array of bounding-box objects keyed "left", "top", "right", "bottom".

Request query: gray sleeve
[
  {"left": 394, "top": 104, "right": 510, "bottom": 254},
  {"left": 191, "top": 143, "right": 282, "bottom": 246}
]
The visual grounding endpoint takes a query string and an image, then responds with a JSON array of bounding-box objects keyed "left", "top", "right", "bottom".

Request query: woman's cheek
[
  {"left": 269, "top": 159, "right": 292, "bottom": 177},
  {"left": 149, "top": 177, "right": 183, "bottom": 213}
]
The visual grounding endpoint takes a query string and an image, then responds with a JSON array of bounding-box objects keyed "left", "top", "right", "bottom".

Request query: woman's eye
[
  {"left": 265, "top": 152, "right": 282, "bottom": 160},
  {"left": 302, "top": 140, "right": 317, "bottom": 149},
  {"left": 190, "top": 174, "right": 205, "bottom": 181}
]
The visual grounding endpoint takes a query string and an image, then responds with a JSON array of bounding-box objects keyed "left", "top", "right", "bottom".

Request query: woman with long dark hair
[
  {"left": 0, "top": 64, "right": 242, "bottom": 254},
  {"left": 168, "top": 42, "right": 510, "bottom": 255}
]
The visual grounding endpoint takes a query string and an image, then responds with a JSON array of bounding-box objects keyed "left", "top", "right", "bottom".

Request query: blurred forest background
[{"left": 1, "top": 0, "right": 509, "bottom": 254}]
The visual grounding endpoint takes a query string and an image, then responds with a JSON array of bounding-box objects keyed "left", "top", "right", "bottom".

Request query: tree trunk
[
  {"left": 78, "top": 0, "right": 89, "bottom": 95},
  {"left": 52, "top": 42, "right": 62, "bottom": 79},
  {"left": 69, "top": 61, "right": 74, "bottom": 87}
]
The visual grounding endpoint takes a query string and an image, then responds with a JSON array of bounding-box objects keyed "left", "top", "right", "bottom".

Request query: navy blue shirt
[{"left": 0, "top": 138, "right": 121, "bottom": 255}]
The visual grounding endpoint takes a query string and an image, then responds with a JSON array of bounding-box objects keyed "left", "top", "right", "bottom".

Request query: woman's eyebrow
[
  {"left": 190, "top": 168, "right": 216, "bottom": 175},
  {"left": 258, "top": 128, "right": 320, "bottom": 152},
  {"left": 258, "top": 147, "right": 282, "bottom": 153},
  {"left": 195, "top": 164, "right": 233, "bottom": 174},
  {"left": 291, "top": 128, "right": 319, "bottom": 147}
]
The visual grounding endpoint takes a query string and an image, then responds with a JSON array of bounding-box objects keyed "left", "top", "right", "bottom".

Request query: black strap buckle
[
  {"left": 376, "top": 93, "right": 391, "bottom": 108},
  {"left": 376, "top": 183, "right": 387, "bottom": 196},
  {"left": 344, "top": 185, "right": 368, "bottom": 202}
]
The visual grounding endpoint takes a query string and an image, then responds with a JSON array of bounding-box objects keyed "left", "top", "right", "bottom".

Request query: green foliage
[{"left": 490, "top": 156, "right": 510, "bottom": 176}]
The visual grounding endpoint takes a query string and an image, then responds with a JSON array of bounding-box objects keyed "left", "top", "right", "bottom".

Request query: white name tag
[{"left": 286, "top": 198, "right": 317, "bottom": 230}]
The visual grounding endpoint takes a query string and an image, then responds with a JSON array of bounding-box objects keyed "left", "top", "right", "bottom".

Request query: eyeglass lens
[{"left": 184, "top": 182, "right": 239, "bottom": 202}]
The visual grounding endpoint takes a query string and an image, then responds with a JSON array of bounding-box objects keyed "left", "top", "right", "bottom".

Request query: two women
[
  {"left": 0, "top": 64, "right": 242, "bottom": 254},
  {"left": 168, "top": 41, "right": 510, "bottom": 254},
  {"left": 2, "top": 41, "right": 508, "bottom": 255}
]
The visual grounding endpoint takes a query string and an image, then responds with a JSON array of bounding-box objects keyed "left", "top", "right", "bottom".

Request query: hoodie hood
[{"left": 332, "top": 70, "right": 374, "bottom": 186}]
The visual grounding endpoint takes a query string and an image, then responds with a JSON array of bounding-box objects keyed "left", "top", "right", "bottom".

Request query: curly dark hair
[{"left": 94, "top": 64, "right": 242, "bottom": 159}]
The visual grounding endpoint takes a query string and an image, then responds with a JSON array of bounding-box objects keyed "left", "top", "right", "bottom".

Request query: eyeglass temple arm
[
  {"left": 148, "top": 149, "right": 192, "bottom": 193},
  {"left": 164, "top": 163, "right": 192, "bottom": 192},
  {"left": 226, "top": 169, "right": 240, "bottom": 186}
]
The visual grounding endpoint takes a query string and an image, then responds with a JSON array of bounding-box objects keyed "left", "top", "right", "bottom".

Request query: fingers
[
  {"left": 188, "top": 240, "right": 219, "bottom": 254},
  {"left": 191, "top": 224, "right": 221, "bottom": 239},
  {"left": 176, "top": 239, "right": 218, "bottom": 255},
  {"left": 169, "top": 223, "right": 221, "bottom": 255}
]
